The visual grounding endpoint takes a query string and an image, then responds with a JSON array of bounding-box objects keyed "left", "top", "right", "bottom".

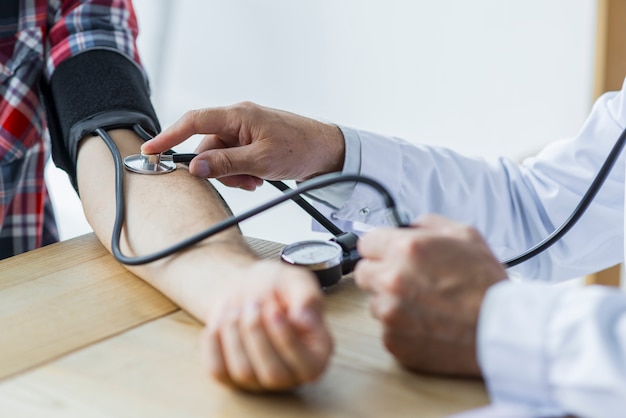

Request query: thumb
[{"left": 189, "top": 145, "right": 263, "bottom": 179}]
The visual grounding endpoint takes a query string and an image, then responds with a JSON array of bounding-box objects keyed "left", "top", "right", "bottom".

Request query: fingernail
[{"left": 193, "top": 160, "right": 210, "bottom": 178}]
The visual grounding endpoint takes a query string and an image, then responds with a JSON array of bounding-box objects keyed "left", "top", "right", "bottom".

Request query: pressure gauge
[{"left": 280, "top": 240, "right": 344, "bottom": 288}]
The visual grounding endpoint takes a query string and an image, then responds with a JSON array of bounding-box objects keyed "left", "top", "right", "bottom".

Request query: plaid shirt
[{"left": 0, "top": 0, "right": 143, "bottom": 259}]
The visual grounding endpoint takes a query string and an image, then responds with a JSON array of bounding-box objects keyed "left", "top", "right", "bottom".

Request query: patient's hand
[{"left": 200, "top": 261, "right": 333, "bottom": 391}]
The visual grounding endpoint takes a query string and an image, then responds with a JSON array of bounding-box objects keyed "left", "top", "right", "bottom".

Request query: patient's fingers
[
  {"left": 239, "top": 301, "right": 296, "bottom": 390},
  {"left": 219, "top": 308, "right": 262, "bottom": 391},
  {"left": 201, "top": 323, "right": 233, "bottom": 385},
  {"left": 264, "top": 299, "right": 332, "bottom": 383}
]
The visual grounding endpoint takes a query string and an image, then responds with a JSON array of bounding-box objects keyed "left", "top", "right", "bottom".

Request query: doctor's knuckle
[
  {"left": 378, "top": 304, "right": 403, "bottom": 326},
  {"left": 463, "top": 225, "right": 483, "bottom": 242},
  {"left": 234, "top": 101, "right": 259, "bottom": 115},
  {"left": 353, "top": 263, "right": 368, "bottom": 285},
  {"left": 400, "top": 236, "right": 428, "bottom": 261},
  {"left": 370, "top": 291, "right": 403, "bottom": 321},
  {"left": 182, "top": 109, "right": 202, "bottom": 130},
  {"left": 381, "top": 273, "right": 406, "bottom": 295}
]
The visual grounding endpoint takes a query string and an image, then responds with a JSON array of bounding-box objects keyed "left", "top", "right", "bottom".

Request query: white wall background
[{"left": 46, "top": 0, "right": 597, "bottom": 246}]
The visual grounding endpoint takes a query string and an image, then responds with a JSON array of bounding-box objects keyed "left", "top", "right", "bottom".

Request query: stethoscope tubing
[
  {"left": 97, "top": 122, "right": 626, "bottom": 270},
  {"left": 96, "top": 127, "right": 405, "bottom": 266},
  {"left": 501, "top": 125, "right": 626, "bottom": 268}
]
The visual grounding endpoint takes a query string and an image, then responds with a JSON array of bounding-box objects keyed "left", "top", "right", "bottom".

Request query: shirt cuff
[{"left": 477, "top": 280, "right": 566, "bottom": 416}]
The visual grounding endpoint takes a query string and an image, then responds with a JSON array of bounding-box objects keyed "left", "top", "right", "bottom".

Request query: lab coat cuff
[
  {"left": 477, "top": 280, "right": 566, "bottom": 415},
  {"left": 330, "top": 127, "right": 405, "bottom": 226}
]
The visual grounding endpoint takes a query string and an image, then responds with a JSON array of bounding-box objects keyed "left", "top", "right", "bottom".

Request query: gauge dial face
[{"left": 281, "top": 240, "right": 343, "bottom": 268}]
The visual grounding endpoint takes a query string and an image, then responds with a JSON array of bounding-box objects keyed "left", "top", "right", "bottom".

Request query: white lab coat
[{"left": 311, "top": 80, "right": 626, "bottom": 417}]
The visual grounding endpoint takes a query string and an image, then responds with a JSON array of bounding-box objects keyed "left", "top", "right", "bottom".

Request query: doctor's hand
[
  {"left": 142, "top": 102, "right": 345, "bottom": 191},
  {"left": 201, "top": 261, "right": 333, "bottom": 391},
  {"left": 354, "top": 214, "right": 507, "bottom": 377}
]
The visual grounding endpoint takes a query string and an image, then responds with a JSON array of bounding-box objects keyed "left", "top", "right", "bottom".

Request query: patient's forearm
[{"left": 76, "top": 129, "right": 258, "bottom": 321}]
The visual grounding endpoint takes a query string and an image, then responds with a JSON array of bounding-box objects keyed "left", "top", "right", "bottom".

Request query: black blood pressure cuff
[{"left": 43, "top": 49, "right": 160, "bottom": 190}]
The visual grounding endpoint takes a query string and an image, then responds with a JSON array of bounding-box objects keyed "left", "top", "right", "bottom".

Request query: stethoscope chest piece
[
  {"left": 280, "top": 240, "right": 344, "bottom": 288},
  {"left": 124, "top": 153, "right": 176, "bottom": 174}
]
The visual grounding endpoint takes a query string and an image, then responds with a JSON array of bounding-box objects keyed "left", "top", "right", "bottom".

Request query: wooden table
[{"left": 0, "top": 233, "right": 488, "bottom": 417}]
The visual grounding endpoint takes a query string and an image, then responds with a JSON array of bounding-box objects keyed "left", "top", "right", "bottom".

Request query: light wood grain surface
[
  {"left": 0, "top": 234, "right": 488, "bottom": 417},
  {"left": 586, "top": 0, "right": 626, "bottom": 287}
]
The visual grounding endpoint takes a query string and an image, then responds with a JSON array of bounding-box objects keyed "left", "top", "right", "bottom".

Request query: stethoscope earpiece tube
[
  {"left": 501, "top": 125, "right": 626, "bottom": 268},
  {"left": 267, "top": 180, "right": 345, "bottom": 236}
]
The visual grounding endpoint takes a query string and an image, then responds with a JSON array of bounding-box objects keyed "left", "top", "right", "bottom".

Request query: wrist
[
  {"left": 298, "top": 122, "right": 345, "bottom": 181},
  {"left": 136, "top": 243, "right": 260, "bottom": 321},
  {"left": 322, "top": 123, "right": 345, "bottom": 174}
]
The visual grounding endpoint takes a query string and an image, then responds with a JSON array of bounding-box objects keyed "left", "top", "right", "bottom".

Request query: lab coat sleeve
[
  {"left": 478, "top": 280, "right": 626, "bottom": 418},
  {"left": 320, "top": 84, "right": 626, "bottom": 281}
]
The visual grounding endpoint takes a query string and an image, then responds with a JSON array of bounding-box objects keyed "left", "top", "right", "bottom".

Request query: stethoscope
[{"left": 95, "top": 123, "right": 626, "bottom": 287}]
